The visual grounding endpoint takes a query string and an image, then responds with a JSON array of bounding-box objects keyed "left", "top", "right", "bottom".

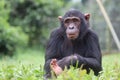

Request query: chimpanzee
[{"left": 44, "top": 9, "right": 102, "bottom": 79}]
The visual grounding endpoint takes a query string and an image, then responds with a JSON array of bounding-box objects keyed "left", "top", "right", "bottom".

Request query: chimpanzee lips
[{"left": 68, "top": 34, "right": 77, "bottom": 39}]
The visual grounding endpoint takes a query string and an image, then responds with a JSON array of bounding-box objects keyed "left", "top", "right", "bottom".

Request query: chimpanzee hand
[{"left": 50, "top": 59, "right": 63, "bottom": 76}]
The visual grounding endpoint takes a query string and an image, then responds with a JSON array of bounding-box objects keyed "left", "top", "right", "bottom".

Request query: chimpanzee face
[{"left": 64, "top": 17, "right": 81, "bottom": 40}]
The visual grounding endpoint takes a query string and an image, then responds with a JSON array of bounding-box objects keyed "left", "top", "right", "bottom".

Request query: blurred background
[
  {"left": 0, "top": 0, "right": 120, "bottom": 61},
  {"left": 0, "top": 0, "right": 120, "bottom": 79}
]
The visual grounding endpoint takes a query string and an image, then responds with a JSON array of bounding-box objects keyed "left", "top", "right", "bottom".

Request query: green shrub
[
  {"left": 0, "top": 0, "right": 28, "bottom": 55},
  {"left": 0, "top": 18, "right": 28, "bottom": 55}
]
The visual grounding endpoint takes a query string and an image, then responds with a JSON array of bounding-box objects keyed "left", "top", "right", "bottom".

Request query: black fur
[{"left": 44, "top": 9, "right": 102, "bottom": 78}]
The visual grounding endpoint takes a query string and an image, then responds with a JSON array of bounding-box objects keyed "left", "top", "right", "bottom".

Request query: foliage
[
  {"left": 8, "top": 0, "right": 64, "bottom": 46},
  {"left": 0, "top": 0, "right": 28, "bottom": 55},
  {"left": 0, "top": 21, "right": 28, "bottom": 55},
  {"left": 0, "top": 64, "right": 44, "bottom": 80},
  {"left": 0, "top": 51, "right": 120, "bottom": 80},
  {"left": 56, "top": 63, "right": 120, "bottom": 80}
]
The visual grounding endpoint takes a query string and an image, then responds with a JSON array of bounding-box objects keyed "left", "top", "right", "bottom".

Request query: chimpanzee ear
[
  {"left": 58, "top": 16, "right": 63, "bottom": 21},
  {"left": 84, "top": 13, "right": 90, "bottom": 21}
]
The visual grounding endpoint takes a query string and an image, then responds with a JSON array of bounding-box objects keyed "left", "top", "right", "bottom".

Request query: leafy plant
[{"left": 0, "top": 0, "right": 28, "bottom": 55}]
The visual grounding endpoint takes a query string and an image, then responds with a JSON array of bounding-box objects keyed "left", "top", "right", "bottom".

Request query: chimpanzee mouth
[{"left": 68, "top": 34, "right": 77, "bottom": 39}]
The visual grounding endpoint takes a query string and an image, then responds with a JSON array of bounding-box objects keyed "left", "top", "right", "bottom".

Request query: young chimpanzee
[{"left": 44, "top": 9, "right": 102, "bottom": 79}]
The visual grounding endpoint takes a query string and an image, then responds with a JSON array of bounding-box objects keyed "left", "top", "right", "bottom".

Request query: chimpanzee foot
[{"left": 50, "top": 59, "right": 63, "bottom": 76}]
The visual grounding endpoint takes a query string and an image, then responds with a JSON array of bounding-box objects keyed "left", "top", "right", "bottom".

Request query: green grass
[
  {"left": 56, "top": 53, "right": 120, "bottom": 80},
  {"left": 0, "top": 48, "right": 45, "bottom": 80},
  {"left": 0, "top": 49, "right": 120, "bottom": 80},
  {"left": 0, "top": 48, "right": 44, "bottom": 66}
]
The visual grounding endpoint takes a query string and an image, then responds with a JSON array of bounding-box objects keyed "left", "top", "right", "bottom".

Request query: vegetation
[
  {"left": 0, "top": 49, "right": 120, "bottom": 80},
  {"left": 8, "top": 0, "right": 64, "bottom": 46},
  {"left": 0, "top": 48, "right": 44, "bottom": 80},
  {"left": 0, "top": 0, "right": 28, "bottom": 55},
  {"left": 57, "top": 53, "right": 120, "bottom": 80}
]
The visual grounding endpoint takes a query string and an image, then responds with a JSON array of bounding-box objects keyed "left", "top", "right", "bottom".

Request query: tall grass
[
  {"left": 0, "top": 48, "right": 120, "bottom": 80},
  {"left": 57, "top": 53, "right": 120, "bottom": 80}
]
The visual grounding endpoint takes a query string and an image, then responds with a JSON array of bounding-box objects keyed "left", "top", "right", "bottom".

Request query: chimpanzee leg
[{"left": 57, "top": 55, "right": 79, "bottom": 69}]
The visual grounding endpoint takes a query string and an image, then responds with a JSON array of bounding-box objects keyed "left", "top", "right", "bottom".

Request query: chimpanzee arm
[
  {"left": 44, "top": 31, "right": 57, "bottom": 78},
  {"left": 44, "top": 29, "right": 63, "bottom": 78},
  {"left": 76, "top": 31, "right": 102, "bottom": 75},
  {"left": 75, "top": 55, "right": 102, "bottom": 75}
]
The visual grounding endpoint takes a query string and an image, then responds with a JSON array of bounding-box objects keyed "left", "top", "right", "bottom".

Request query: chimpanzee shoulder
[
  {"left": 48, "top": 28, "right": 65, "bottom": 43},
  {"left": 84, "top": 29, "right": 99, "bottom": 41}
]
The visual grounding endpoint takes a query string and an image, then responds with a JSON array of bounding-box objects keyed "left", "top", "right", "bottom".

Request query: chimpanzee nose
[{"left": 69, "top": 26, "right": 74, "bottom": 29}]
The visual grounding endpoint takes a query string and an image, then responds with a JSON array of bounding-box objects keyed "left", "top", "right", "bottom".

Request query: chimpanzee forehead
[{"left": 63, "top": 9, "right": 84, "bottom": 19}]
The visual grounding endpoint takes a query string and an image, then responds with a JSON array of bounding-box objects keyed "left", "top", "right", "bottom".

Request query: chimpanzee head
[{"left": 59, "top": 9, "right": 90, "bottom": 40}]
